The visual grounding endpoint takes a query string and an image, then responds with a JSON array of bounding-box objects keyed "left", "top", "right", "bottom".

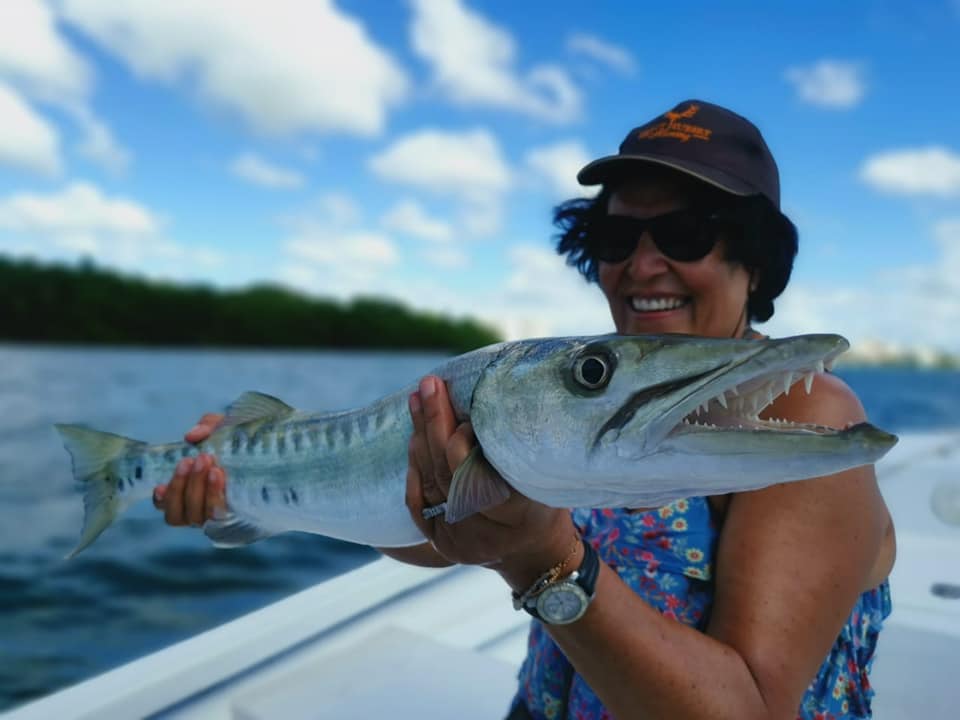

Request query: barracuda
[{"left": 56, "top": 333, "right": 897, "bottom": 558}]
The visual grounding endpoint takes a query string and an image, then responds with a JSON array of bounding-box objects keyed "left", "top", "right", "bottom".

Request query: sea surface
[{"left": 1, "top": 344, "right": 959, "bottom": 712}]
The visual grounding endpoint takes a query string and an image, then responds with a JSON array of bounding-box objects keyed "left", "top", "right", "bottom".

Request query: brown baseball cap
[{"left": 577, "top": 99, "right": 781, "bottom": 208}]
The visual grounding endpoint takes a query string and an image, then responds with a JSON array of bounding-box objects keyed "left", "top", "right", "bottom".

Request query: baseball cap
[{"left": 577, "top": 100, "right": 781, "bottom": 208}]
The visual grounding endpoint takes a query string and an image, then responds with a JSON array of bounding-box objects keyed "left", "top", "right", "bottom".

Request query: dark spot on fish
[
  {"left": 164, "top": 449, "right": 177, "bottom": 463},
  {"left": 261, "top": 486, "right": 270, "bottom": 503},
  {"left": 181, "top": 446, "right": 191, "bottom": 458},
  {"left": 277, "top": 434, "right": 286, "bottom": 455},
  {"left": 290, "top": 488, "right": 299, "bottom": 505},
  {"left": 292, "top": 431, "right": 302, "bottom": 452},
  {"left": 113, "top": 476, "right": 122, "bottom": 491},
  {"left": 358, "top": 415, "right": 369, "bottom": 436},
  {"left": 135, "top": 466, "right": 142, "bottom": 480},
  {"left": 232, "top": 433, "right": 242, "bottom": 454}
]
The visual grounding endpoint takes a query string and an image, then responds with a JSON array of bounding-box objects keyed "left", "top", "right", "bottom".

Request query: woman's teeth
[{"left": 630, "top": 297, "right": 688, "bottom": 312}]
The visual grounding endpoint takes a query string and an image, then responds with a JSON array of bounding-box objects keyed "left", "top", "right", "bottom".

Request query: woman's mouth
[{"left": 629, "top": 296, "right": 690, "bottom": 313}]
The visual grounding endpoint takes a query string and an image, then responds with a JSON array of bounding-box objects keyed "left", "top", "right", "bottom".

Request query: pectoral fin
[{"left": 445, "top": 446, "right": 512, "bottom": 523}]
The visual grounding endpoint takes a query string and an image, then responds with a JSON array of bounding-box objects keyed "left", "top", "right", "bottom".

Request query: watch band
[{"left": 516, "top": 538, "right": 599, "bottom": 622}]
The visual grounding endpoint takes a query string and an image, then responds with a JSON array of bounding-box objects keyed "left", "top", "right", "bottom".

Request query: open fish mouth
[{"left": 672, "top": 355, "right": 844, "bottom": 437}]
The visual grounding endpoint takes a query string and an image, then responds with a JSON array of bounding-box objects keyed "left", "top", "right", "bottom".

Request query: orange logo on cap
[{"left": 638, "top": 104, "right": 712, "bottom": 143}]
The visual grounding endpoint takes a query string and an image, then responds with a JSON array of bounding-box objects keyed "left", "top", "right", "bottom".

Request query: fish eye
[{"left": 573, "top": 354, "right": 611, "bottom": 390}]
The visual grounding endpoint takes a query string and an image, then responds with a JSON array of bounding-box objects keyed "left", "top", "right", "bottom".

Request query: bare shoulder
[{"left": 763, "top": 370, "right": 866, "bottom": 427}]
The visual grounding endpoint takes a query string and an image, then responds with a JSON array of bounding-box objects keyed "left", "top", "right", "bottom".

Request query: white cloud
[
  {"left": 369, "top": 128, "right": 511, "bottom": 197},
  {"left": 492, "top": 245, "right": 610, "bottom": 338},
  {"left": 382, "top": 200, "right": 452, "bottom": 242},
  {"left": 785, "top": 60, "right": 867, "bottom": 109},
  {"left": 369, "top": 127, "right": 511, "bottom": 236},
  {"left": 0, "top": 81, "right": 62, "bottom": 176},
  {"left": 231, "top": 152, "right": 305, "bottom": 189},
  {"left": 860, "top": 147, "right": 960, "bottom": 197},
  {"left": 409, "top": 0, "right": 581, "bottom": 123},
  {"left": 0, "top": 181, "right": 156, "bottom": 235},
  {"left": 73, "top": 108, "right": 131, "bottom": 174},
  {"left": 566, "top": 34, "right": 636, "bottom": 75},
  {"left": 287, "top": 232, "right": 397, "bottom": 266},
  {"left": 524, "top": 140, "right": 595, "bottom": 200},
  {"left": 0, "top": 181, "right": 225, "bottom": 271},
  {"left": 422, "top": 246, "right": 469, "bottom": 269},
  {"left": 764, "top": 218, "right": 960, "bottom": 354},
  {"left": 277, "top": 192, "right": 400, "bottom": 298},
  {"left": 280, "top": 231, "right": 400, "bottom": 299},
  {"left": 60, "top": 0, "right": 409, "bottom": 137},
  {"left": 0, "top": 0, "right": 131, "bottom": 174},
  {"left": 0, "top": 0, "right": 91, "bottom": 102}
]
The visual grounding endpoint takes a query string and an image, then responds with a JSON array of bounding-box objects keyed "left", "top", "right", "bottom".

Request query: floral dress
[{"left": 509, "top": 499, "right": 891, "bottom": 720}]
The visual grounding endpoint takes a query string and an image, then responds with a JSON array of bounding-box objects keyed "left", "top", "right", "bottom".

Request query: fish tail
[{"left": 55, "top": 423, "right": 145, "bottom": 559}]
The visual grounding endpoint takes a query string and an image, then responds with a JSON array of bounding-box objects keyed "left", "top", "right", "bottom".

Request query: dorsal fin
[{"left": 221, "top": 392, "right": 296, "bottom": 427}]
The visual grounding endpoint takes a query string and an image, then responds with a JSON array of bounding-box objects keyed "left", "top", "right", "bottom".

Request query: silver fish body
[{"left": 56, "top": 334, "right": 898, "bottom": 557}]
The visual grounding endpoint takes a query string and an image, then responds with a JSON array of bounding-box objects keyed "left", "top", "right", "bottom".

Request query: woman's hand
[
  {"left": 406, "top": 375, "right": 578, "bottom": 589},
  {"left": 152, "top": 413, "right": 227, "bottom": 526}
]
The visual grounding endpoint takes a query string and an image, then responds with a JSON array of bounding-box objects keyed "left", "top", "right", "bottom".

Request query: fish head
[{"left": 470, "top": 333, "right": 897, "bottom": 507}]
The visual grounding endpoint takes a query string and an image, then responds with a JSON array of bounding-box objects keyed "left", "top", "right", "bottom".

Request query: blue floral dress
[{"left": 510, "top": 500, "right": 891, "bottom": 720}]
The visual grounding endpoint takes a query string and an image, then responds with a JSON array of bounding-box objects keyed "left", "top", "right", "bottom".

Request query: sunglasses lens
[
  {"left": 589, "top": 215, "right": 640, "bottom": 263},
  {"left": 590, "top": 211, "right": 718, "bottom": 264},
  {"left": 652, "top": 212, "right": 717, "bottom": 262}
]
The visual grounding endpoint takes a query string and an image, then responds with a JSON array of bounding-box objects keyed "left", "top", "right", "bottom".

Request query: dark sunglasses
[{"left": 588, "top": 208, "right": 724, "bottom": 264}]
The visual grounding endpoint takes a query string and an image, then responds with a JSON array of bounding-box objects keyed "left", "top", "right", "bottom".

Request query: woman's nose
[{"left": 624, "top": 233, "right": 668, "bottom": 275}]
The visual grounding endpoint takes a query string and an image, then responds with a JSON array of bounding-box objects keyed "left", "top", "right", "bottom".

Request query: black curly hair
[{"left": 553, "top": 173, "right": 798, "bottom": 323}]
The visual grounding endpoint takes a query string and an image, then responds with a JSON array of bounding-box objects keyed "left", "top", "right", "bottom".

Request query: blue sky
[{"left": 1, "top": 0, "right": 958, "bottom": 352}]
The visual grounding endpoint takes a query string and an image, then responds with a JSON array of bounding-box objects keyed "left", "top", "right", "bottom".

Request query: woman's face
[{"left": 598, "top": 179, "right": 753, "bottom": 338}]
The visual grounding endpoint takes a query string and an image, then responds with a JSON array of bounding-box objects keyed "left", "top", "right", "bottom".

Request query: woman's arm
[{"left": 415, "top": 373, "right": 892, "bottom": 720}]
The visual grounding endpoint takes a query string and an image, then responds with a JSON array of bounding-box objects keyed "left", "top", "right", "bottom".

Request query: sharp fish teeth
[
  {"left": 783, "top": 372, "right": 794, "bottom": 396},
  {"left": 804, "top": 372, "right": 815, "bottom": 394},
  {"left": 716, "top": 393, "right": 728, "bottom": 409},
  {"left": 815, "top": 360, "right": 825, "bottom": 374},
  {"left": 825, "top": 357, "right": 836, "bottom": 372}
]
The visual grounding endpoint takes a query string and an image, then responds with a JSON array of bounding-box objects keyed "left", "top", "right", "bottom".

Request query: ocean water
[{"left": 1, "top": 344, "right": 958, "bottom": 711}]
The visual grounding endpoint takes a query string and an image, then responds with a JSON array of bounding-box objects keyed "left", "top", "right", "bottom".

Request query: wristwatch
[{"left": 521, "top": 539, "right": 600, "bottom": 625}]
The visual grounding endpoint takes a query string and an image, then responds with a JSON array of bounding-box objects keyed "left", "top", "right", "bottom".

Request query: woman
[{"left": 156, "top": 100, "right": 895, "bottom": 719}]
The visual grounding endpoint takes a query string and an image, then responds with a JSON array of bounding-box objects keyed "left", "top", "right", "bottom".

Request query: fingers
[
  {"left": 185, "top": 412, "right": 224, "bottom": 444},
  {"left": 163, "top": 457, "right": 191, "bottom": 526},
  {"left": 157, "top": 454, "right": 227, "bottom": 527},
  {"left": 419, "top": 376, "right": 458, "bottom": 496},
  {"left": 184, "top": 455, "right": 211, "bottom": 526}
]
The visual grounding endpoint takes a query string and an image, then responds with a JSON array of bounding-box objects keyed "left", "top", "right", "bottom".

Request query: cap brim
[{"left": 577, "top": 154, "right": 757, "bottom": 197}]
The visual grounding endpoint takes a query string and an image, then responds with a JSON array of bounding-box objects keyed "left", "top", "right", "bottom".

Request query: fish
[{"left": 55, "top": 333, "right": 898, "bottom": 558}]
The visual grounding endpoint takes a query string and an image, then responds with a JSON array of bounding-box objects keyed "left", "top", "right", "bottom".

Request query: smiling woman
[{"left": 396, "top": 100, "right": 897, "bottom": 720}]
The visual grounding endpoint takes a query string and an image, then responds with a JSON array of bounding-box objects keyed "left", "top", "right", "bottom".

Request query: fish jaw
[
  {"left": 594, "top": 333, "right": 852, "bottom": 457},
  {"left": 647, "top": 421, "right": 897, "bottom": 486}
]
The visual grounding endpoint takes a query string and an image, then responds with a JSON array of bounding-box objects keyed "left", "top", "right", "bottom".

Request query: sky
[{"left": 0, "top": 0, "right": 958, "bottom": 352}]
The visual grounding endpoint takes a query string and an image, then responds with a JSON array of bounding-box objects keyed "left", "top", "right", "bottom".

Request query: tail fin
[{"left": 55, "top": 424, "right": 146, "bottom": 559}]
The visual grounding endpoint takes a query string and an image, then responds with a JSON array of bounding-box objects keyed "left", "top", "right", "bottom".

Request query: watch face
[{"left": 537, "top": 582, "right": 589, "bottom": 625}]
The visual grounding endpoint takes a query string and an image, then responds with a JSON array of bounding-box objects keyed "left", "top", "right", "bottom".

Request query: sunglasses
[{"left": 588, "top": 208, "right": 724, "bottom": 264}]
